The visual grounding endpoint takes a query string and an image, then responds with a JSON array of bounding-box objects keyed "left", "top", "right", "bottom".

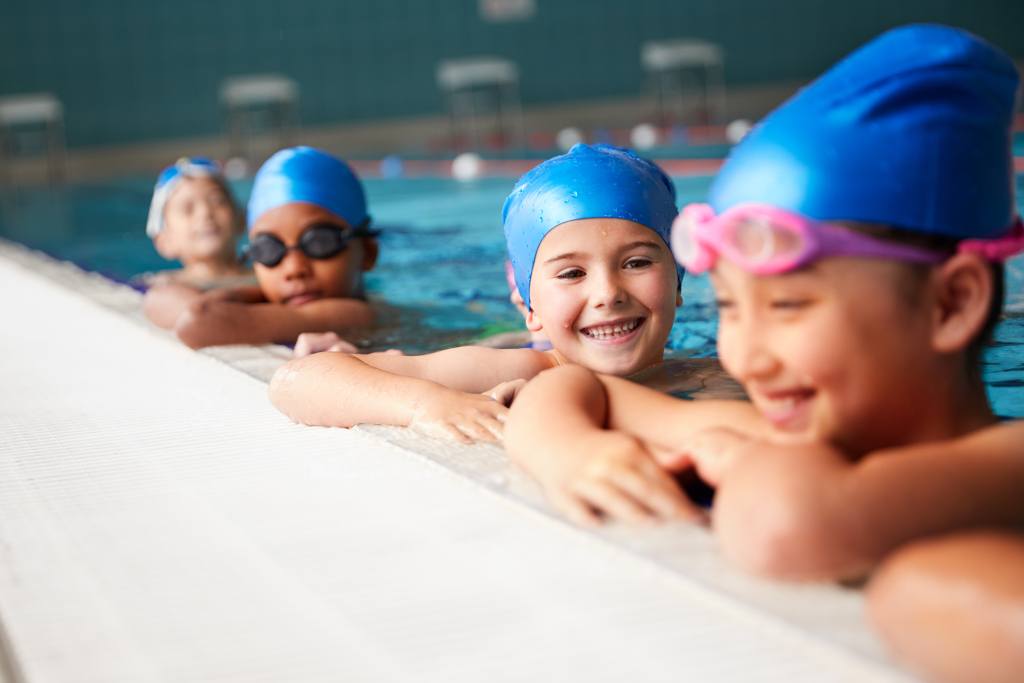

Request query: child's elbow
[
  {"left": 268, "top": 363, "right": 297, "bottom": 417},
  {"left": 268, "top": 360, "right": 337, "bottom": 426},
  {"left": 142, "top": 289, "right": 179, "bottom": 329},
  {"left": 174, "top": 300, "right": 213, "bottom": 349},
  {"left": 713, "top": 475, "right": 872, "bottom": 582}
]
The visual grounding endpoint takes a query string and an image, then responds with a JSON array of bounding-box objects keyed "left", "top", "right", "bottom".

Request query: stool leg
[
  {"left": 655, "top": 72, "right": 668, "bottom": 127},
  {"left": 469, "top": 88, "right": 481, "bottom": 151},
  {"left": 282, "top": 99, "right": 297, "bottom": 148},
  {"left": 226, "top": 106, "right": 241, "bottom": 160},
  {"left": 711, "top": 63, "right": 726, "bottom": 124},
  {"left": 494, "top": 84, "right": 504, "bottom": 149},
  {"left": 0, "top": 125, "right": 9, "bottom": 187},
  {"left": 47, "top": 115, "right": 66, "bottom": 186},
  {"left": 509, "top": 81, "right": 525, "bottom": 150}
]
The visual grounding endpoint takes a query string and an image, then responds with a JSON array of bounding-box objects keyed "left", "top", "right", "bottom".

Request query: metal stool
[
  {"left": 436, "top": 57, "right": 524, "bottom": 151},
  {"left": 641, "top": 39, "right": 725, "bottom": 125},
  {"left": 0, "top": 93, "right": 66, "bottom": 185},
  {"left": 220, "top": 74, "right": 299, "bottom": 161}
]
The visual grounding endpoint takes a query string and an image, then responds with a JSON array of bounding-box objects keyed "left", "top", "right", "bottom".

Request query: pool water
[{"left": 1, "top": 173, "right": 1021, "bottom": 417}]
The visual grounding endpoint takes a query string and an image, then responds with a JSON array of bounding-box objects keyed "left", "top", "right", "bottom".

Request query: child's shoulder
[
  {"left": 964, "top": 416, "right": 1024, "bottom": 446},
  {"left": 629, "top": 357, "right": 747, "bottom": 400},
  {"left": 138, "top": 269, "right": 183, "bottom": 288},
  {"left": 141, "top": 268, "right": 257, "bottom": 291},
  {"left": 453, "top": 344, "right": 559, "bottom": 374}
]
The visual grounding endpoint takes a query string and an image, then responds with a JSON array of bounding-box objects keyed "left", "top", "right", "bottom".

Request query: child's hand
[
  {"left": 482, "top": 378, "right": 528, "bottom": 407},
  {"left": 535, "top": 431, "right": 701, "bottom": 526},
  {"left": 654, "top": 426, "right": 755, "bottom": 487},
  {"left": 294, "top": 332, "right": 359, "bottom": 357},
  {"left": 409, "top": 390, "right": 508, "bottom": 444}
]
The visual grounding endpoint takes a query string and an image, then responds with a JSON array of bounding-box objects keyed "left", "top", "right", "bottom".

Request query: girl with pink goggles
[{"left": 671, "top": 203, "right": 1024, "bottom": 276}]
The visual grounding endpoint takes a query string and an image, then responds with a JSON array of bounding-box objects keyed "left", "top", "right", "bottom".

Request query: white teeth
[
  {"left": 582, "top": 319, "right": 641, "bottom": 339},
  {"left": 759, "top": 394, "right": 809, "bottom": 413}
]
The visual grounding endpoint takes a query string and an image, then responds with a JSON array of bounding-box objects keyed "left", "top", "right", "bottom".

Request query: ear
[
  {"left": 153, "top": 232, "right": 179, "bottom": 260},
  {"left": 360, "top": 238, "right": 379, "bottom": 271},
  {"left": 929, "top": 253, "right": 993, "bottom": 354},
  {"left": 525, "top": 306, "right": 545, "bottom": 333}
]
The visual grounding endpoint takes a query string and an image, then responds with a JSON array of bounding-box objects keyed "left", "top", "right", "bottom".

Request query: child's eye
[
  {"left": 556, "top": 268, "right": 585, "bottom": 280},
  {"left": 770, "top": 299, "right": 811, "bottom": 310},
  {"left": 623, "top": 257, "right": 652, "bottom": 269},
  {"left": 715, "top": 298, "right": 734, "bottom": 309}
]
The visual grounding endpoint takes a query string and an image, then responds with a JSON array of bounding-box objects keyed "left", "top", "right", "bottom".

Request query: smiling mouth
[
  {"left": 284, "top": 291, "right": 323, "bottom": 306},
  {"left": 579, "top": 317, "right": 645, "bottom": 341},
  {"left": 754, "top": 388, "right": 816, "bottom": 429},
  {"left": 193, "top": 228, "right": 224, "bottom": 240}
]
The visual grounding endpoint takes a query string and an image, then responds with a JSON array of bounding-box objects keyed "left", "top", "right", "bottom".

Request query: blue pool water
[{"left": 1, "top": 173, "right": 1021, "bottom": 417}]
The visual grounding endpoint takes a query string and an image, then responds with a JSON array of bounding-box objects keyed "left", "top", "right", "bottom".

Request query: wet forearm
[
  {"left": 175, "top": 298, "right": 368, "bottom": 349},
  {"left": 269, "top": 352, "right": 443, "bottom": 428},
  {"left": 848, "top": 429, "right": 1024, "bottom": 556},
  {"left": 600, "top": 374, "right": 762, "bottom": 451},
  {"left": 174, "top": 300, "right": 283, "bottom": 348},
  {"left": 713, "top": 426, "right": 1024, "bottom": 582}
]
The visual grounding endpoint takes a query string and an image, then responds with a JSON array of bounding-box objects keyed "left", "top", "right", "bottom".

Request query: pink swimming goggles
[{"left": 671, "top": 203, "right": 1024, "bottom": 275}]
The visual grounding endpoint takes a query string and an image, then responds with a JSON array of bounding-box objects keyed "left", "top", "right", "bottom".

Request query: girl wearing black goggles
[{"left": 245, "top": 219, "right": 376, "bottom": 268}]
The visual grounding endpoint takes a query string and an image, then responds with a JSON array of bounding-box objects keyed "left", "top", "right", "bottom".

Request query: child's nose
[
  {"left": 279, "top": 249, "right": 313, "bottom": 279},
  {"left": 724, "top": 327, "right": 779, "bottom": 382},
  {"left": 591, "top": 270, "right": 627, "bottom": 308}
]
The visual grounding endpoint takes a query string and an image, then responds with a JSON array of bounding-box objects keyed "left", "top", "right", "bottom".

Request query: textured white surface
[{"left": 0, "top": 244, "right": 915, "bottom": 682}]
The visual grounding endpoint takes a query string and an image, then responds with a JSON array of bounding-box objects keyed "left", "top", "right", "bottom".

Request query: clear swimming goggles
[{"left": 671, "top": 203, "right": 1024, "bottom": 275}]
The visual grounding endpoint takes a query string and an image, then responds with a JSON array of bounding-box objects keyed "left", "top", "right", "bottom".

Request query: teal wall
[{"left": 1, "top": 0, "right": 1021, "bottom": 148}]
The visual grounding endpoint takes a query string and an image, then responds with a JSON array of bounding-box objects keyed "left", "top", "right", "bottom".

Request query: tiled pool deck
[{"left": 0, "top": 239, "right": 915, "bottom": 682}]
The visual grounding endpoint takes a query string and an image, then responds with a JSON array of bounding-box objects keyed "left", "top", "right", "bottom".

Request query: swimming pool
[{"left": 1, "top": 171, "right": 1022, "bottom": 416}]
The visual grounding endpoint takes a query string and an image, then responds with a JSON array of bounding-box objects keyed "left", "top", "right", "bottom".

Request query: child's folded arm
[
  {"left": 204, "top": 286, "right": 267, "bottom": 303},
  {"left": 142, "top": 283, "right": 203, "bottom": 330},
  {"left": 505, "top": 365, "right": 610, "bottom": 465},
  {"left": 174, "top": 296, "right": 373, "bottom": 349},
  {"left": 846, "top": 420, "right": 1024, "bottom": 557},
  {"left": 505, "top": 365, "right": 700, "bottom": 523},
  {"left": 355, "top": 346, "right": 551, "bottom": 394},
  {"left": 269, "top": 346, "right": 553, "bottom": 441},
  {"left": 708, "top": 420, "right": 1024, "bottom": 582},
  {"left": 597, "top": 373, "right": 763, "bottom": 449}
]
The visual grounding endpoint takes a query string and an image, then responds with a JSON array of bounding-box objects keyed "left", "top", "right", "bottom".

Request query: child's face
[
  {"left": 157, "top": 177, "right": 238, "bottom": 263},
  {"left": 527, "top": 218, "right": 679, "bottom": 375},
  {"left": 711, "top": 258, "right": 938, "bottom": 455},
  {"left": 251, "top": 202, "right": 376, "bottom": 306}
]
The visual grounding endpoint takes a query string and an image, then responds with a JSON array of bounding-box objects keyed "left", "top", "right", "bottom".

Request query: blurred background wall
[{"left": 2, "top": 0, "right": 1022, "bottom": 151}]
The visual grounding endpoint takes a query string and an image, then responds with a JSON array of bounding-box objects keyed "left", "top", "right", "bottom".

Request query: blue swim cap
[
  {"left": 502, "top": 143, "right": 679, "bottom": 309},
  {"left": 248, "top": 146, "right": 369, "bottom": 231},
  {"left": 146, "top": 157, "right": 227, "bottom": 238},
  {"left": 710, "top": 24, "right": 1020, "bottom": 239}
]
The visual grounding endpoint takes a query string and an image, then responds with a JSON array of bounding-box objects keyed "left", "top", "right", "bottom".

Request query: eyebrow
[
  {"left": 542, "top": 251, "right": 581, "bottom": 265},
  {"left": 542, "top": 240, "right": 663, "bottom": 265},
  {"left": 621, "top": 240, "right": 663, "bottom": 252}
]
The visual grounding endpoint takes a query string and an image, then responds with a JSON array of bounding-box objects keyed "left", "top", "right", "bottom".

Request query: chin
[{"left": 587, "top": 354, "right": 646, "bottom": 378}]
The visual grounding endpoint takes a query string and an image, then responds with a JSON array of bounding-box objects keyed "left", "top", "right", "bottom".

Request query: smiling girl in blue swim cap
[
  {"left": 506, "top": 26, "right": 1024, "bottom": 635},
  {"left": 269, "top": 144, "right": 731, "bottom": 441},
  {"left": 150, "top": 147, "right": 380, "bottom": 349}
]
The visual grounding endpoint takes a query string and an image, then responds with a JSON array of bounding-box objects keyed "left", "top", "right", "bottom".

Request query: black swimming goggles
[{"left": 245, "top": 219, "right": 376, "bottom": 268}]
